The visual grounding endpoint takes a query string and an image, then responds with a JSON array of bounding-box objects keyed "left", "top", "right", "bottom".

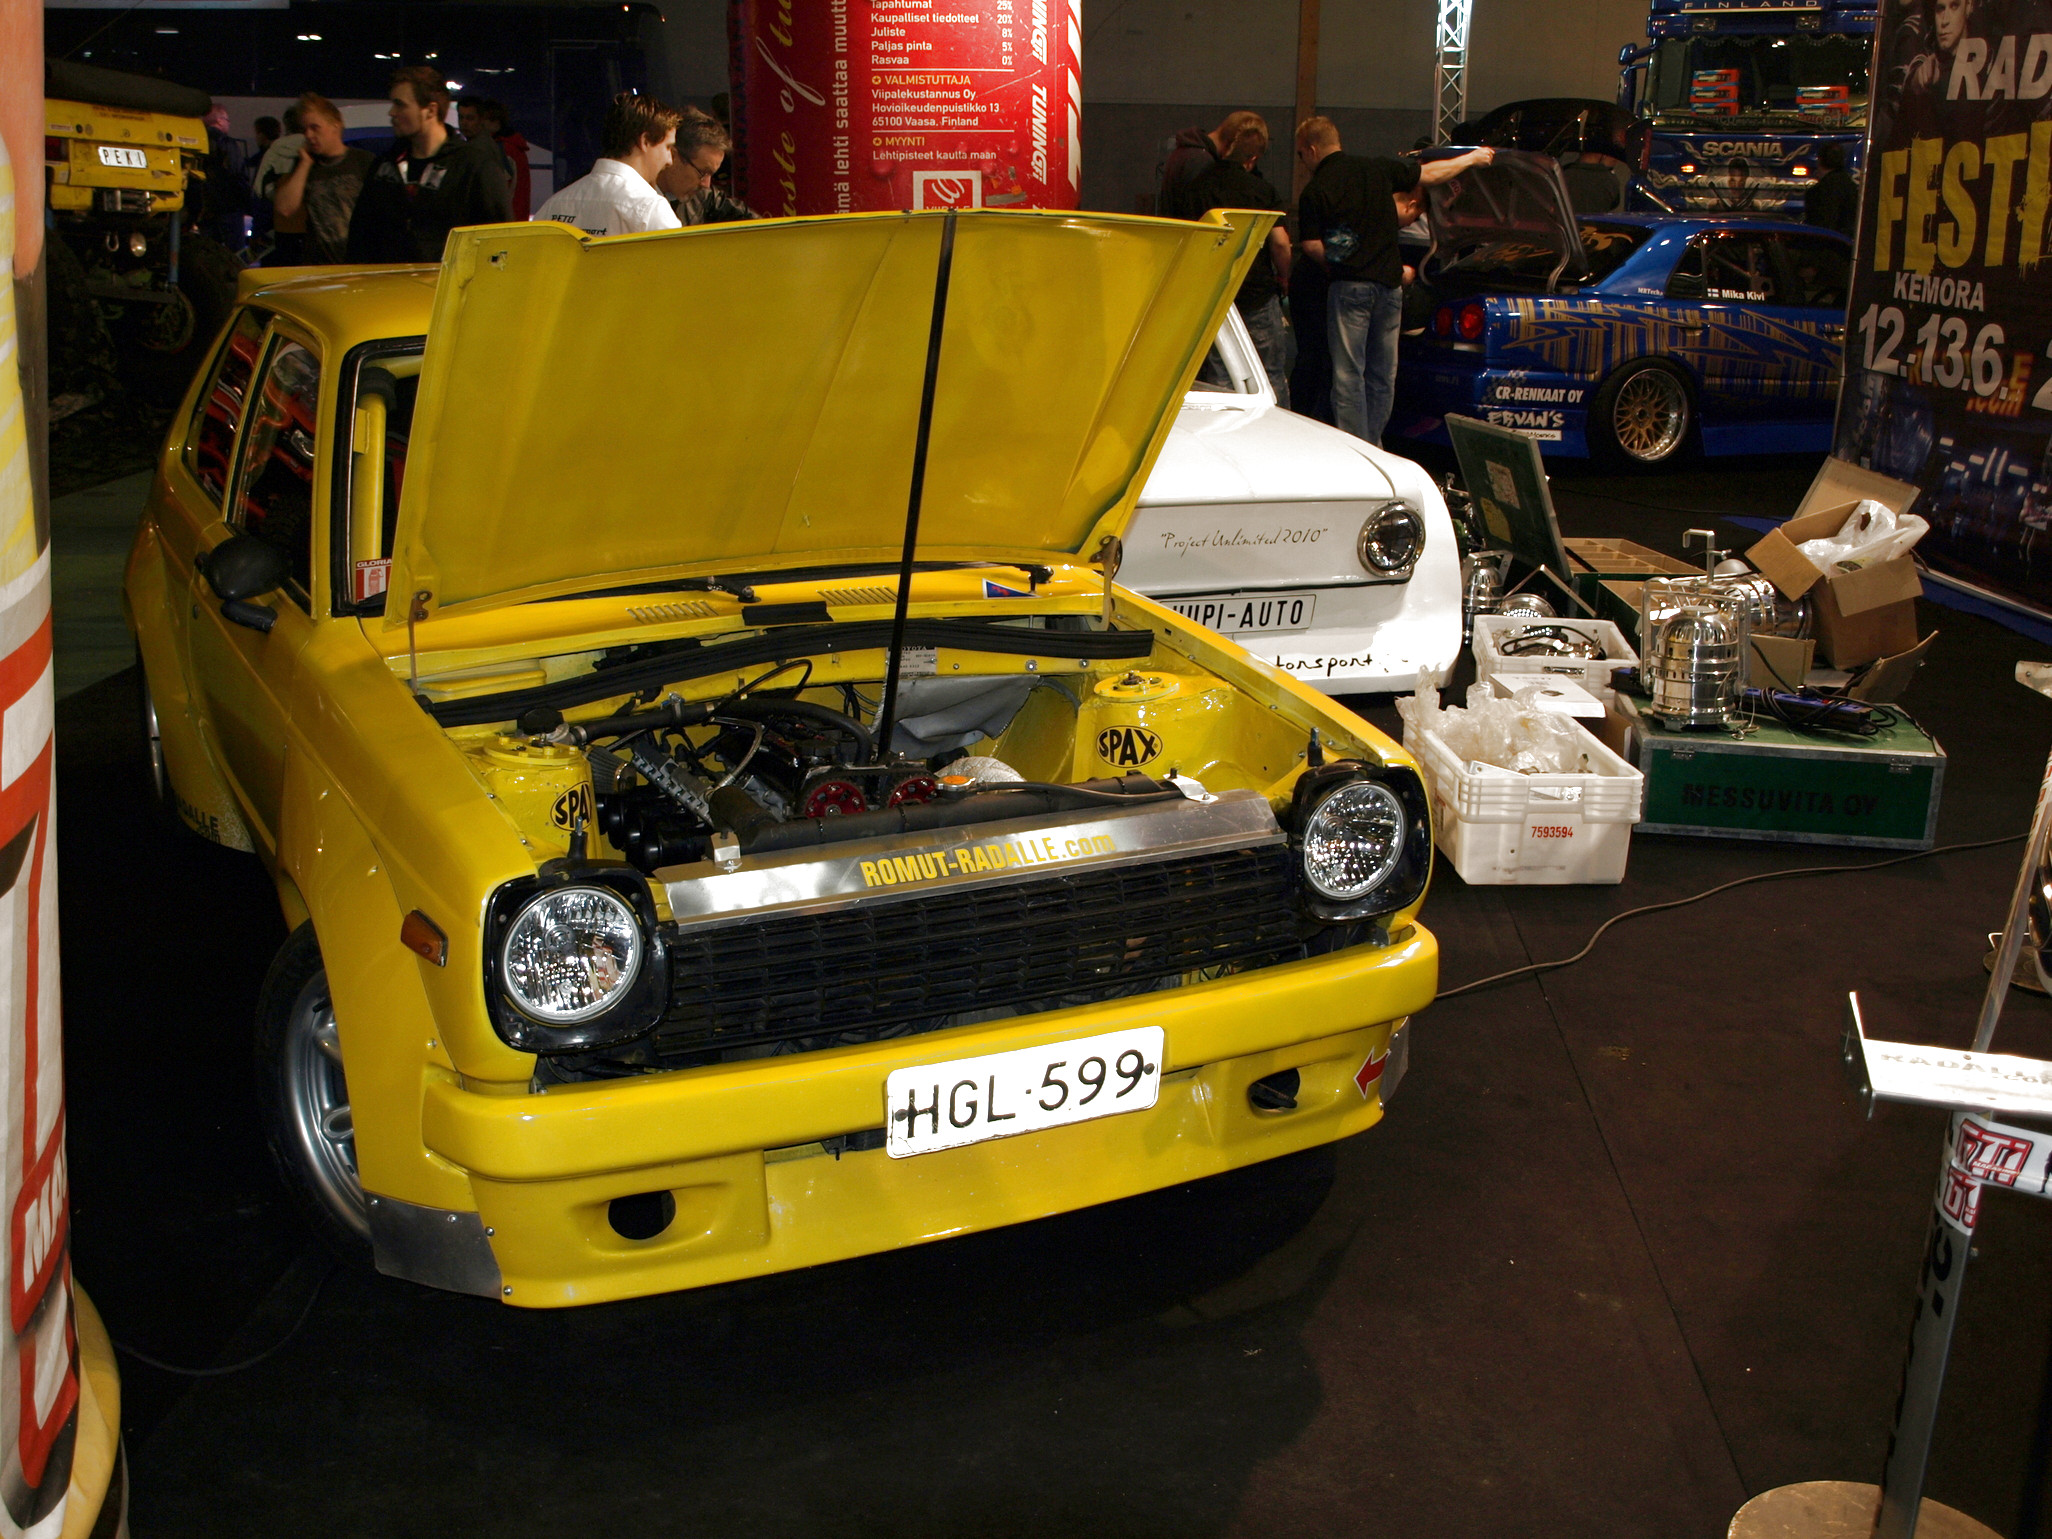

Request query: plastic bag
[
  {"left": 1795, "top": 498, "right": 1929, "bottom": 573},
  {"left": 1397, "top": 671, "right": 1591, "bottom": 776}
]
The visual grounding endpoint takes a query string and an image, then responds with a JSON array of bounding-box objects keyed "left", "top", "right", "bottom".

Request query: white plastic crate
[
  {"left": 1404, "top": 717, "right": 1645, "bottom": 885},
  {"left": 1471, "top": 615, "right": 1640, "bottom": 698}
]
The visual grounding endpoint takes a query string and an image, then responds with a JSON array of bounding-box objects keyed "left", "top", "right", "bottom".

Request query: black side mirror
[{"left": 201, "top": 534, "right": 289, "bottom": 603}]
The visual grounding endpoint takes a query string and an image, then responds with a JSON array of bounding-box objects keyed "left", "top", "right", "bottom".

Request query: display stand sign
[
  {"left": 0, "top": 137, "right": 75, "bottom": 1538},
  {"left": 729, "top": 0, "right": 1081, "bottom": 217},
  {"left": 1842, "top": 1005, "right": 2052, "bottom": 1539},
  {"left": 1826, "top": 668, "right": 2052, "bottom": 1539},
  {"left": 1830, "top": 0, "right": 2052, "bottom": 622}
]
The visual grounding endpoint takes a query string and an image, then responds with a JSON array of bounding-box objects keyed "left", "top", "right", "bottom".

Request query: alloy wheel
[
  {"left": 139, "top": 672, "right": 167, "bottom": 805},
  {"left": 282, "top": 974, "right": 369, "bottom": 1240},
  {"left": 1611, "top": 368, "right": 1690, "bottom": 463}
]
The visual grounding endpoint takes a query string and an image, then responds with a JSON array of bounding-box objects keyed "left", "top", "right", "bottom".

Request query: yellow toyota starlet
[{"left": 124, "top": 207, "right": 1439, "bottom": 1306}]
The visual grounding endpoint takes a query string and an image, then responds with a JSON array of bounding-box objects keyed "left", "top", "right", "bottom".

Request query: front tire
[
  {"left": 135, "top": 655, "right": 185, "bottom": 832},
  {"left": 1589, "top": 358, "right": 1694, "bottom": 467},
  {"left": 255, "top": 926, "right": 370, "bottom": 1261}
]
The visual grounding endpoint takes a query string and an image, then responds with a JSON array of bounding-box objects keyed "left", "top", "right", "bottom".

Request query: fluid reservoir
[
  {"left": 470, "top": 737, "right": 595, "bottom": 852},
  {"left": 1076, "top": 670, "right": 1238, "bottom": 780}
]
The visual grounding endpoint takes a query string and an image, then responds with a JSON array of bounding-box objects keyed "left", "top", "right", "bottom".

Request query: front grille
[{"left": 543, "top": 845, "right": 1331, "bottom": 1082}]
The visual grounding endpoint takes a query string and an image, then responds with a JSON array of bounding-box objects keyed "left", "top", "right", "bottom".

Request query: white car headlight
[
  {"left": 500, "top": 885, "right": 644, "bottom": 1024},
  {"left": 1358, "top": 501, "right": 1425, "bottom": 577},
  {"left": 1301, "top": 780, "right": 1409, "bottom": 900}
]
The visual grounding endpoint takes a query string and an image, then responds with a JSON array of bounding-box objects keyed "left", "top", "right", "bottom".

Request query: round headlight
[
  {"left": 1302, "top": 781, "right": 1408, "bottom": 901},
  {"left": 1359, "top": 502, "right": 1425, "bottom": 576},
  {"left": 500, "top": 886, "right": 644, "bottom": 1024}
]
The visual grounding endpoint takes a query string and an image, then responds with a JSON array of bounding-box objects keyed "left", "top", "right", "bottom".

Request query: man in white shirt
[{"left": 531, "top": 93, "right": 682, "bottom": 236}]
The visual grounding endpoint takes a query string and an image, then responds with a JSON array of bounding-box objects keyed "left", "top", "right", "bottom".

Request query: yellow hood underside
[{"left": 386, "top": 207, "right": 1273, "bottom": 623}]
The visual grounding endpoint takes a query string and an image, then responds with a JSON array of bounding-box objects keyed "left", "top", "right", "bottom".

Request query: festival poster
[
  {"left": 1832, "top": 0, "right": 2052, "bottom": 616},
  {"left": 730, "top": 0, "right": 1081, "bottom": 217}
]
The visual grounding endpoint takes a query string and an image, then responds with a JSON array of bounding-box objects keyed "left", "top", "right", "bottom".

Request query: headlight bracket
[
  {"left": 483, "top": 861, "right": 670, "bottom": 1053},
  {"left": 1289, "top": 760, "right": 1433, "bottom": 922}
]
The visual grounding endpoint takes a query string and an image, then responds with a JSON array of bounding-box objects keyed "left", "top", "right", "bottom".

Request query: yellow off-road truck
[{"left": 44, "top": 58, "right": 240, "bottom": 403}]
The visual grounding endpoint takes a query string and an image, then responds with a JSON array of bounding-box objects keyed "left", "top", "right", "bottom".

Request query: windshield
[
  {"left": 1580, "top": 222, "right": 1652, "bottom": 281},
  {"left": 1439, "top": 238, "right": 1571, "bottom": 289},
  {"left": 1437, "top": 223, "right": 1650, "bottom": 288},
  {"left": 1646, "top": 34, "right": 1869, "bottom": 129}
]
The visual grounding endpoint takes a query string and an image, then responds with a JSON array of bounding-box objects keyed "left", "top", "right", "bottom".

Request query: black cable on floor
[
  {"left": 113, "top": 1256, "right": 336, "bottom": 1377},
  {"left": 1439, "top": 832, "right": 2028, "bottom": 999}
]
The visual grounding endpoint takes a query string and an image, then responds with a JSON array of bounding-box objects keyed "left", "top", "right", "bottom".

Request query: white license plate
[
  {"left": 1166, "top": 592, "right": 1318, "bottom": 635},
  {"left": 96, "top": 146, "right": 148, "bottom": 169},
  {"left": 884, "top": 1026, "right": 1164, "bottom": 1158}
]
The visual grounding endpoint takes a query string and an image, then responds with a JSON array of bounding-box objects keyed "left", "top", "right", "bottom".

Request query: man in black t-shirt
[
  {"left": 1294, "top": 116, "right": 1494, "bottom": 446},
  {"left": 1185, "top": 122, "right": 1293, "bottom": 405},
  {"left": 347, "top": 66, "right": 514, "bottom": 264}
]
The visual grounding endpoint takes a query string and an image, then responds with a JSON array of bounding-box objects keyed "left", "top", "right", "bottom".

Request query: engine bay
[{"left": 438, "top": 633, "right": 1323, "bottom": 877}]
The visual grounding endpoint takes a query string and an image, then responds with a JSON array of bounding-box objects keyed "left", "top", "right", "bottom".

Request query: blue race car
[{"left": 1391, "top": 149, "right": 1849, "bottom": 466}]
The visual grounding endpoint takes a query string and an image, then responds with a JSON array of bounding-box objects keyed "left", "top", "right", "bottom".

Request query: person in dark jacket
[
  {"left": 657, "top": 107, "right": 758, "bottom": 225},
  {"left": 461, "top": 98, "right": 532, "bottom": 221},
  {"left": 1802, "top": 143, "right": 1860, "bottom": 236},
  {"left": 1185, "top": 122, "right": 1293, "bottom": 405},
  {"left": 347, "top": 66, "right": 514, "bottom": 263},
  {"left": 1157, "top": 111, "right": 1266, "bottom": 219}
]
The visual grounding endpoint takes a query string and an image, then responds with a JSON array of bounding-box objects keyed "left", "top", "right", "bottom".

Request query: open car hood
[
  {"left": 387, "top": 208, "right": 1272, "bottom": 622},
  {"left": 1422, "top": 147, "right": 1589, "bottom": 290}
]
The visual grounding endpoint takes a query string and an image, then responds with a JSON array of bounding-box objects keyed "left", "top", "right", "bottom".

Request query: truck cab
[{"left": 1619, "top": 0, "right": 1875, "bottom": 218}]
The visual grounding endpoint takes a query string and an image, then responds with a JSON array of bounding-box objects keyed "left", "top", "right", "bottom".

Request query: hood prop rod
[{"left": 870, "top": 207, "right": 959, "bottom": 767}]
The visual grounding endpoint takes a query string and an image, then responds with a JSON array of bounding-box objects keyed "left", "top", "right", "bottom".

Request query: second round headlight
[
  {"left": 1358, "top": 501, "right": 1425, "bottom": 577},
  {"left": 500, "top": 885, "right": 644, "bottom": 1024},
  {"left": 1302, "top": 780, "right": 1408, "bottom": 900}
]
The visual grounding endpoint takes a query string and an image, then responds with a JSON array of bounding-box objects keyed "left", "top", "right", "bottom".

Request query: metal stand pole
[{"left": 1874, "top": 1118, "right": 1979, "bottom": 1539}]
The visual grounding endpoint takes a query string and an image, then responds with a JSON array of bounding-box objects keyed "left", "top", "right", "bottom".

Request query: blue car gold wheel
[{"left": 1592, "top": 359, "right": 1693, "bottom": 467}]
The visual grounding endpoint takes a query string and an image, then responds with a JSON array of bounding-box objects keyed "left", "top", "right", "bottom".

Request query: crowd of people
[
  {"left": 1158, "top": 110, "right": 1492, "bottom": 448},
  {"left": 221, "top": 68, "right": 754, "bottom": 269}
]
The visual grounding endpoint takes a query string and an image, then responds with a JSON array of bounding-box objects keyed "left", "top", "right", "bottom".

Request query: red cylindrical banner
[{"left": 732, "top": 0, "right": 1081, "bottom": 217}]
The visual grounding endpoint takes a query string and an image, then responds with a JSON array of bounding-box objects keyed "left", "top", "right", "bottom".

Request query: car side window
[
  {"left": 232, "top": 336, "right": 321, "bottom": 602},
  {"left": 1703, "top": 236, "right": 1776, "bottom": 303},
  {"left": 336, "top": 348, "right": 424, "bottom": 612},
  {"left": 1666, "top": 239, "right": 1706, "bottom": 301},
  {"left": 186, "top": 309, "right": 268, "bottom": 508},
  {"left": 1772, "top": 232, "right": 1851, "bottom": 310}
]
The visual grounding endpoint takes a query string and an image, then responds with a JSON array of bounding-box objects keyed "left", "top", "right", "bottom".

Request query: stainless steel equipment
[
  {"left": 1496, "top": 623, "right": 1604, "bottom": 660},
  {"left": 1646, "top": 584, "right": 1749, "bottom": 728}
]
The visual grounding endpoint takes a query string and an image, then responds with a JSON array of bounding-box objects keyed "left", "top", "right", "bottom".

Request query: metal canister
[{"left": 1650, "top": 601, "right": 1746, "bottom": 728}]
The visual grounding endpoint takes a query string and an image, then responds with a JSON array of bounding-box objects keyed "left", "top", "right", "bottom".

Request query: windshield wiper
[
  {"left": 539, "top": 560, "right": 1057, "bottom": 606},
  {"left": 420, "top": 616, "right": 1150, "bottom": 727}
]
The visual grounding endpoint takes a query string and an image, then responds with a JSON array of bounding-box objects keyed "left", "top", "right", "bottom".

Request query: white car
[{"left": 1125, "top": 309, "right": 1463, "bottom": 694}]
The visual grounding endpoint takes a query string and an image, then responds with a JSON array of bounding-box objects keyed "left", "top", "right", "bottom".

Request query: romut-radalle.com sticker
[{"left": 1832, "top": 0, "right": 2052, "bottom": 619}]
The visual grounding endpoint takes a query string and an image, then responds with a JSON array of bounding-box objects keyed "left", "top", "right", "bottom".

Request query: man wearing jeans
[
  {"left": 1295, "top": 117, "right": 1494, "bottom": 445},
  {"left": 1184, "top": 121, "right": 1293, "bottom": 405}
]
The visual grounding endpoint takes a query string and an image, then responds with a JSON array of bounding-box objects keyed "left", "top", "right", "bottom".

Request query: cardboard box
[{"left": 1744, "top": 460, "right": 1927, "bottom": 669}]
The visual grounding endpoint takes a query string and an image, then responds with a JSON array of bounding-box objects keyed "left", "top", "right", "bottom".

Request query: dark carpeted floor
[{"left": 60, "top": 451, "right": 2052, "bottom": 1537}]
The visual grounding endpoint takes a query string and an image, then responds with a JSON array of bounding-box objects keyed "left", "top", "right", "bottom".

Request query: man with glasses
[
  {"left": 658, "top": 108, "right": 757, "bottom": 226},
  {"left": 532, "top": 93, "right": 683, "bottom": 237}
]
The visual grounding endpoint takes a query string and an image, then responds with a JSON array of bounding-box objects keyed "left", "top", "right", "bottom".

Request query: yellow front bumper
[{"left": 418, "top": 927, "right": 1436, "bottom": 1307}]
